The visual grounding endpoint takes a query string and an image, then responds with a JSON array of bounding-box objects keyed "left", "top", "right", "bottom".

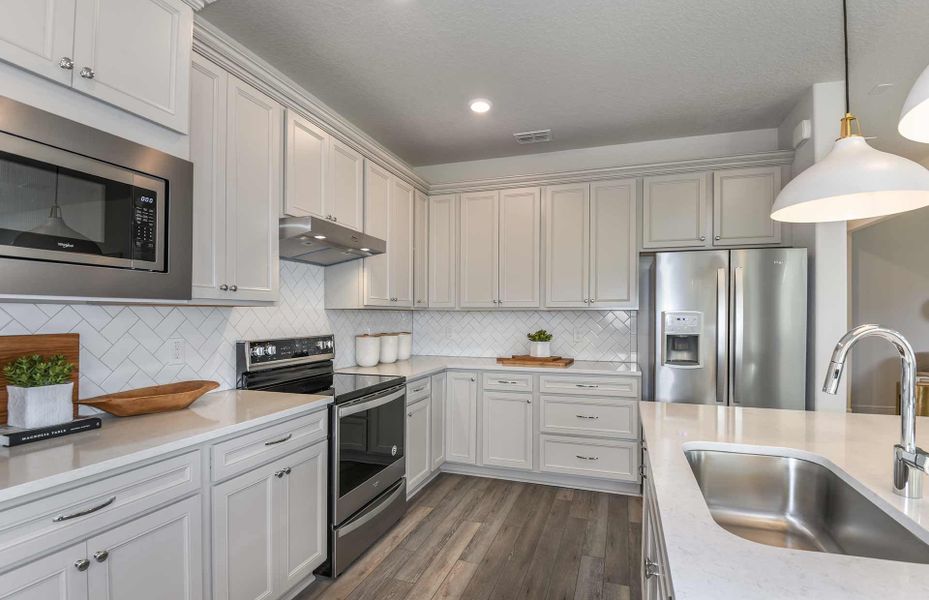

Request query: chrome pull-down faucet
[{"left": 823, "top": 324, "right": 929, "bottom": 499}]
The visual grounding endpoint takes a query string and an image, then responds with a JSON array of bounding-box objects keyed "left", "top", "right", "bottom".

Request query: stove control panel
[{"left": 236, "top": 335, "right": 335, "bottom": 370}]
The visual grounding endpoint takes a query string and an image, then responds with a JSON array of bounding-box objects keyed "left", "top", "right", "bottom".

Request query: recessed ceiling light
[
  {"left": 469, "top": 98, "right": 492, "bottom": 114},
  {"left": 313, "top": 235, "right": 327, "bottom": 240}
]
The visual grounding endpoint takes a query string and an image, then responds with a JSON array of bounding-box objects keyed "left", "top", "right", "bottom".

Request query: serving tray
[
  {"left": 496, "top": 355, "right": 575, "bottom": 368},
  {"left": 78, "top": 380, "right": 219, "bottom": 417}
]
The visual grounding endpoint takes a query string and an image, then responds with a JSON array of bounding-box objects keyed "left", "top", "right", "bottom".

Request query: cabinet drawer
[
  {"left": 0, "top": 451, "right": 201, "bottom": 568},
  {"left": 482, "top": 373, "right": 533, "bottom": 392},
  {"left": 211, "top": 411, "right": 328, "bottom": 482},
  {"left": 540, "top": 396, "right": 638, "bottom": 440},
  {"left": 539, "top": 375, "right": 638, "bottom": 398},
  {"left": 407, "top": 378, "right": 432, "bottom": 404},
  {"left": 540, "top": 435, "right": 639, "bottom": 482}
]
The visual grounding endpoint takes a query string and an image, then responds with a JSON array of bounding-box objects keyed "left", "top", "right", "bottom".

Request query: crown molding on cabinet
[
  {"left": 192, "top": 16, "right": 429, "bottom": 192},
  {"left": 181, "top": 0, "right": 217, "bottom": 10},
  {"left": 427, "top": 150, "right": 795, "bottom": 195}
]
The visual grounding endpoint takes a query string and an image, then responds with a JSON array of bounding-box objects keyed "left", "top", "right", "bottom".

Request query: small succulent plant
[
  {"left": 527, "top": 329, "right": 553, "bottom": 342},
  {"left": 4, "top": 354, "right": 74, "bottom": 387}
]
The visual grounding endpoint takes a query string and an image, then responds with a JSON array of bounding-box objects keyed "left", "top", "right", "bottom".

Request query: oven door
[
  {"left": 0, "top": 130, "right": 166, "bottom": 271},
  {"left": 334, "top": 385, "right": 406, "bottom": 524}
]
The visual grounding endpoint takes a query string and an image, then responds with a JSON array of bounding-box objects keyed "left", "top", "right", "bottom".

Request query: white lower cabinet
[
  {"left": 445, "top": 372, "right": 478, "bottom": 465},
  {"left": 406, "top": 397, "right": 431, "bottom": 492},
  {"left": 430, "top": 372, "right": 447, "bottom": 470},
  {"left": 481, "top": 391, "right": 533, "bottom": 471},
  {"left": 0, "top": 544, "right": 88, "bottom": 600},
  {"left": 642, "top": 452, "right": 674, "bottom": 599},
  {"left": 212, "top": 441, "right": 327, "bottom": 600}
]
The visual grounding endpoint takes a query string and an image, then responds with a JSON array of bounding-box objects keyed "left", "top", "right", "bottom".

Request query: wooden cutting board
[
  {"left": 0, "top": 334, "right": 80, "bottom": 424},
  {"left": 496, "top": 355, "right": 575, "bottom": 368}
]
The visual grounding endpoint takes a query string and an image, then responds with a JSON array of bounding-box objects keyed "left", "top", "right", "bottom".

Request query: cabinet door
[
  {"left": 226, "top": 75, "right": 281, "bottom": 302},
  {"left": 389, "top": 178, "right": 414, "bottom": 307},
  {"left": 406, "top": 398, "right": 431, "bottom": 492},
  {"left": 590, "top": 178, "right": 638, "bottom": 309},
  {"left": 445, "top": 372, "right": 477, "bottom": 465},
  {"left": 0, "top": 543, "right": 88, "bottom": 600},
  {"left": 278, "top": 442, "right": 327, "bottom": 592},
  {"left": 86, "top": 496, "right": 202, "bottom": 600},
  {"left": 543, "top": 184, "right": 589, "bottom": 308},
  {"left": 428, "top": 194, "right": 458, "bottom": 308},
  {"left": 459, "top": 191, "right": 499, "bottom": 308},
  {"left": 642, "top": 172, "right": 709, "bottom": 249},
  {"left": 71, "top": 0, "right": 192, "bottom": 132},
  {"left": 329, "top": 138, "right": 364, "bottom": 231},
  {"left": 482, "top": 392, "right": 533, "bottom": 471},
  {"left": 212, "top": 462, "right": 277, "bottom": 600},
  {"left": 283, "top": 109, "right": 327, "bottom": 218},
  {"left": 363, "top": 160, "right": 391, "bottom": 306},
  {"left": 0, "top": 0, "right": 75, "bottom": 85},
  {"left": 430, "top": 372, "right": 446, "bottom": 471},
  {"left": 498, "top": 187, "right": 541, "bottom": 308},
  {"left": 713, "top": 167, "right": 782, "bottom": 246},
  {"left": 413, "top": 190, "right": 429, "bottom": 308},
  {"left": 190, "top": 53, "right": 229, "bottom": 300}
]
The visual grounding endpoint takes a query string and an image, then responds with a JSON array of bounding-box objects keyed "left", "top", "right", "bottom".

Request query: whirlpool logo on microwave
[{"left": 56, "top": 241, "right": 75, "bottom": 250}]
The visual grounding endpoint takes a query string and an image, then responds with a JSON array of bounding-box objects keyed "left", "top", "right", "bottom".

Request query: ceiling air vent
[{"left": 513, "top": 129, "right": 552, "bottom": 144}]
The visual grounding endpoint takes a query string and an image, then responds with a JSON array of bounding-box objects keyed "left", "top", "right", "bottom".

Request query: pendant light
[
  {"left": 770, "top": 0, "right": 929, "bottom": 223},
  {"left": 899, "top": 63, "right": 929, "bottom": 142}
]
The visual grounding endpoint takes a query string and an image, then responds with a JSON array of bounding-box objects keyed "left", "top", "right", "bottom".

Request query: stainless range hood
[{"left": 279, "top": 216, "right": 386, "bottom": 266}]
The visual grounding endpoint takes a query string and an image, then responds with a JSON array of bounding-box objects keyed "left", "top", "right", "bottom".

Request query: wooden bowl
[{"left": 78, "top": 380, "right": 220, "bottom": 417}]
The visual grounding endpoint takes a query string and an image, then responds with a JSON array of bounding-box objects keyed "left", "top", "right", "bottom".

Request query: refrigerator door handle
[
  {"left": 731, "top": 266, "right": 744, "bottom": 404},
  {"left": 716, "top": 267, "right": 728, "bottom": 404}
]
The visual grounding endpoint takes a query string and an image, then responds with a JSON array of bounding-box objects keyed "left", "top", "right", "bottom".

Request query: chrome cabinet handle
[
  {"left": 230, "top": 285, "right": 238, "bottom": 292},
  {"left": 411, "top": 385, "right": 427, "bottom": 393},
  {"left": 576, "top": 455, "right": 599, "bottom": 461},
  {"left": 93, "top": 550, "right": 109, "bottom": 563},
  {"left": 283, "top": 467, "right": 291, "bottom": 475},
  {"left": 715, "top": 235, "right": 721, "bottom": 241},
  {"left": 80, "top": 66, "right": 95, "bottom": 79},
  {"left": 53, "top": 496, "right": 116, "bottom": 522},
  {"left": 264, "top": 433, "right": 292, "bottom": 446},
  {"left": 700, "top": 235, "right": 706, "bottom": 241},
  {"left": 576, "top": 414, "right": 599, "bottom": 420},
  {"left": 275, "top": 469, "right": 286, "bottom": 478},
  {"left": 497, "top": 380, "right": 519, "bottom": 385},
  {"left": 219, "top": 284, "right": 229, "bottom": 291},
  {"left": 644, "top": 558, "right": 661, "bottom": 579},
  {"left": 59, "top": 57, "right": 74, "bottom": 70},
  {"left": 575, "top": 384, "right": 600, "bottom": 389},
  {"left": 74, "top": 558, "right": 90, "bottom": 572}
]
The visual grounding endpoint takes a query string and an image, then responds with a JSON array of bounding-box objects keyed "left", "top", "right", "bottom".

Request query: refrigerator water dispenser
[{"left": 662, "top": 311, "right": 702, "bottom": 367}]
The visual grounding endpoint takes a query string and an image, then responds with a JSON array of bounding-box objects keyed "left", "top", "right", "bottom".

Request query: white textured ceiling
[{"left": 201, "top": 1, "right": 929, "bottom": 167}]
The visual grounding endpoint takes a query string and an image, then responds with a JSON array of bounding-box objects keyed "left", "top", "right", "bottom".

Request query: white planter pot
[
  {"left": 528, "top": 341, "right": 551, "bottom": 358},
  {"left": 6, "top": 382, "right": 73, "bottom": 428},
  {"left": 355, "top": 335, "right": 380, "bottom": 367}
]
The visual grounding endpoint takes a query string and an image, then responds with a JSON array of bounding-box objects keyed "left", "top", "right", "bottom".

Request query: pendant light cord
[{"left": 843, "top": 0, "right": 850, "bottom": 113}]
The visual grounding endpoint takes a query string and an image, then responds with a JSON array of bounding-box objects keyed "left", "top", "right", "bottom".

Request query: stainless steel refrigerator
[{"left": 654, "top": 248, "right": 807, "bottom": 409}]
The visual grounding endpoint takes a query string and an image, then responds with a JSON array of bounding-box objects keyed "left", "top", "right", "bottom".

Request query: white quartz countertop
[
  {"left": 0, "top": 390, "right": 331, "bottom": 504},
  {"left": 640, "top": 402, "right": 929, "bottom": 600},
  {"left": 336, "top": 355, "right": 641, "bottom": 380}
]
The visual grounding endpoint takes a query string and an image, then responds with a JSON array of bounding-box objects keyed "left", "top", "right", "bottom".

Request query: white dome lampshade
[
  {"left": 899, "top": 63, "right": 929, "bottom": 143},
  {"left": 771, "top": 114, "right": 929, "bottom": 223}
]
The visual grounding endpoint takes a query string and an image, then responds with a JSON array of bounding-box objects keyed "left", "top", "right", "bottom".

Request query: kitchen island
[{"left": 640, "top": 402, "right": 929, "bottom": 599}]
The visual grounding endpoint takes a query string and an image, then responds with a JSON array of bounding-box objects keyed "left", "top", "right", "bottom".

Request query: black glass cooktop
[{"left": 332, "top": 373, "right": 405, "bottom": 403}]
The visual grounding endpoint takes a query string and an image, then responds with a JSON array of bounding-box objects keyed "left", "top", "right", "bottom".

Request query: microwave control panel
[{"left": 132, "top": 187, "right": 158, "bottom": 262}]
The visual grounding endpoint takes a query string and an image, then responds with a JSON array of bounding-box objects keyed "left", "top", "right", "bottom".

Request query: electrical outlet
[
  {"left": 446, "top": 326, "right": 454, "bottom": 340},
  {"left": 167, "top": 339, "right": 185, "bottom": 365},
  {"left": 573, "top": 328, "right": 584, "bottom": 344}
]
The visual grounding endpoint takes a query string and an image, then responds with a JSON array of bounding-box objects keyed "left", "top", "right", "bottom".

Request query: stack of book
[{"left": 0, "top": 417, "right": 102, "bottom": 447}]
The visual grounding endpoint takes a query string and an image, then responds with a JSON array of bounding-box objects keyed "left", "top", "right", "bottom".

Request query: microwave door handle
[
  {"left": 716, "top": 267, "right": 728, "bottom": 404},
  {"left": 338, "top": 388, "right": 405, "bottom": 418},
  {"left": 730, "top": 266, "right": 744, "bottom": 405}
]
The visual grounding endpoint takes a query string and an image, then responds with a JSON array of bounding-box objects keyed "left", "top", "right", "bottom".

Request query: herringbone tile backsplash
[
  {"left": 0, "top": 262, "right": 409, "bottom": 399},
  {"left": 412, "top": 310, "right": 636, "bottom": 362}
]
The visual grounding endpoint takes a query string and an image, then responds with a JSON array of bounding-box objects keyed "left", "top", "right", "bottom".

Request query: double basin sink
[{"left": 685, "top": 448, "right": 929, "bottom": 564}]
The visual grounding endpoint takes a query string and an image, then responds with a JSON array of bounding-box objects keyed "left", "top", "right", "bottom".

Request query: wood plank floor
[{"left": 297, "top": 474, "right": 642, "bottom": 600}]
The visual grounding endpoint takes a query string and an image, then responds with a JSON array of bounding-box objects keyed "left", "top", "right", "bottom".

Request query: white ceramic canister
[
  {"left": 379, "top": 333, "right": 399, "bottom": 364},
  {"left": 396, "top": 332, "right": 412, "bottom": 360},
  {"left": 355, "top": 334, "right": 381, "bottom": 367}
]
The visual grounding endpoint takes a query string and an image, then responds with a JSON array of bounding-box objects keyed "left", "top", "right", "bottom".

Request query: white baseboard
[{"left": 440, "top": 462, "right": 641, "bottom": 496}]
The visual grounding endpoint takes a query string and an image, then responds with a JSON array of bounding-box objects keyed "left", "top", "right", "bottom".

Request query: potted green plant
[
  {"left": 527, "top": 329, "right": 553, "bottom": 358},
  {"left": 4, "top": 354, "right": 74, "bottom": 428}
]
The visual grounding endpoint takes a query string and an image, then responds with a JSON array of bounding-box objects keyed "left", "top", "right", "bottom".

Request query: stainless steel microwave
[{"left": 0, "top": 96, "right": 193, "bottom": 301}]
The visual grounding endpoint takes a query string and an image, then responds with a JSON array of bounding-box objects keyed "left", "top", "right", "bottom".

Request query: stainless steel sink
[{"left": 684, "top": 449, "right": 929, "bottom": 563}]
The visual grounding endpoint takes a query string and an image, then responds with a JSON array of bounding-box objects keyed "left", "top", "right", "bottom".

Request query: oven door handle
[
  {"left": 338, "top": 387, "right": 405, "bottom": 418},
  {"left": 337, "top": 479, "right": 405, "bottom": 538}
]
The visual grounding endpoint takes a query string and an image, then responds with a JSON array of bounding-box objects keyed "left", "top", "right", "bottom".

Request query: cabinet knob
[
  {"left": 74, "top": 558, "right": 90, "bottom": 572},
  {"left": 715, "top": 235, "right": 721, "bottom": 240},
  {"left": 93, "top": 550, "right": 109, "bottom": 563},
  {"left": 230, "top": 285, "right": 238, "bottom": 292},
  {"left": 59, "top": 57, "right": 74, "bottom": 70},
  {"left": 526, "top": 398, "right": 532, "bottom": 404},
  {"left": 79, "top": 66, "right": 95, "bottom": 79},
  {"left": 333, "top": 217, "right": 338, "bottom": 222},
  {"left": 408, "top": 411, "right": 413, "bottom": 417},
  {"left": 700, "top": 235, "right": 706, "bottom": 241},
  {"left": 644, "top": 558, "right": 661, "bottom": 579},
  {"left": 219, "top": 284, "right": 229, "bottom": 291},
  {"left": 470, "top": 377, "right": 475, "bottom": 382}
]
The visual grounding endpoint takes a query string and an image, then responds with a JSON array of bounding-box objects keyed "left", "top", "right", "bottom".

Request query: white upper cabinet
[
  {"left": 389, "top": 177, "right": 414, "bottom": 306},
  {"left": 0, "top": 0, "right": 76, "bottom": 86},
  {"left": 544, "top": 183, "right": 590, "bottom": 308},
  {"left": 642, "top": 172, "right": 709, "bottom": 249},
  {"left": 713, "top": 166, "right": 782, "bottom": 246},
  {"left": 0, "top": 0, "right": 192, "bottom": 131},
  {"left": 328, "top": 138, "right": 364, "bottom": 231},
  {"left": 544, "top": 179, "right": 637, "bottom": 309},
  {"left": 190, "top": 55, "right": 282, "bottom": 303},
  {"left": 363, "top": 160, "right": 392, "bottom": 306},
  {"left": 498, "top": 187, "right": 541, "bottom": 308},
  {"left": 284, "top": 110, "right": 327, "bottom": 219},
  {"left": 413, "top": 190, "right": 429, "bottom": 308},
  {"left": 459, "top": 191, "right": 500, "bottom": 308},
  {"left": 428, "top": 194, "right": 458, "bottom": 308}
]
